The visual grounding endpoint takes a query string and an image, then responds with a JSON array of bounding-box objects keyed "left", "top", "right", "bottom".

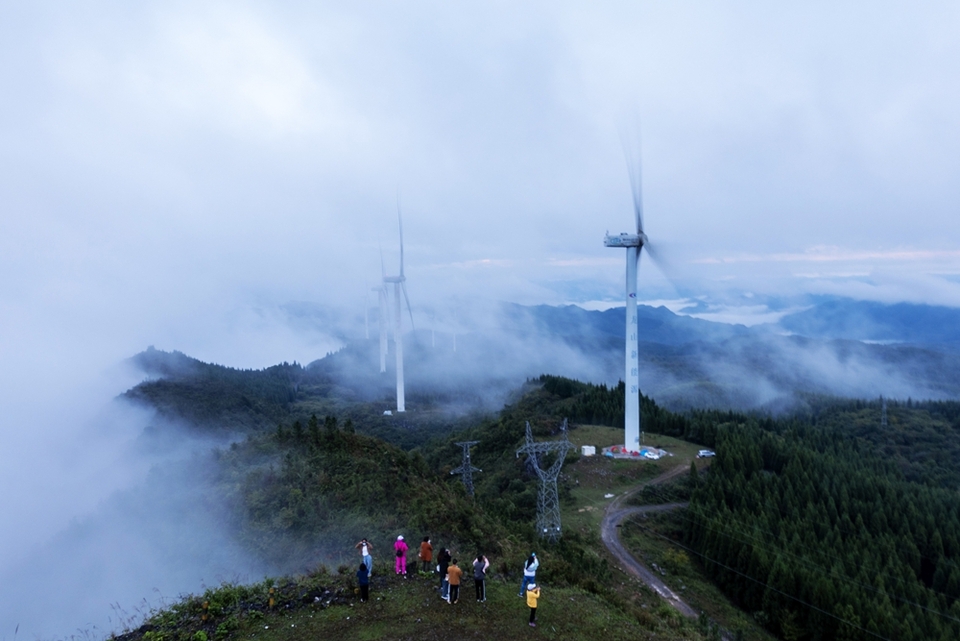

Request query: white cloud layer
[{"left": 2, "top": 1, "right": 960, "bottom": 636}]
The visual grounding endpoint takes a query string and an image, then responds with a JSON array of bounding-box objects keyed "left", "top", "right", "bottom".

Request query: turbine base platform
[{"left": 602, "top": 445, "right": 672, "bottom": 460}]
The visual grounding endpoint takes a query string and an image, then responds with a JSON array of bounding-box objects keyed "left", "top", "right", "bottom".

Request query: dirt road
[{"left": 600, "top": 464, "right": 697, "bottom": 618}]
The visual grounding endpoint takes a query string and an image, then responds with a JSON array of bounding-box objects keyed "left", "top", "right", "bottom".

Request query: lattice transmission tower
[
  {"left": 881, "top": 396, "right": 888, "bottom": 427},
  {"left": 451, "top": 440, "right": 481, "bottom": 496},
  {"left": 516, "top": 419, "right": 574, "bottom": 542}
]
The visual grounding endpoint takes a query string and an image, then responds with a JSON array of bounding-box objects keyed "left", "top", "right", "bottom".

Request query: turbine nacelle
[{"left": 604, "top": 232, "right": 646, "bottom": 248}]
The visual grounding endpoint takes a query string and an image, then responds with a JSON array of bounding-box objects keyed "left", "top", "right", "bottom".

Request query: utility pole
[{"left": 516, "top": 419, "right": 574, "bottom": 543}]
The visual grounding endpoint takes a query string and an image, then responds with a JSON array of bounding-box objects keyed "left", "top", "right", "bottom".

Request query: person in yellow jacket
[{"left": 526, "top": 582, "right": 541, "bottom": 627}]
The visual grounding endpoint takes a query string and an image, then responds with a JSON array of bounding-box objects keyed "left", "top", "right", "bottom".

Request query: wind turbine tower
[
  {"left": 372, "top": 284, "right": 388, "bottom": 373},
  {"left": 382, "top": 208, "right": 414, "bottom": 412},
  {"left": 604, "top": 149, "right": 653, "bottom": 453}
]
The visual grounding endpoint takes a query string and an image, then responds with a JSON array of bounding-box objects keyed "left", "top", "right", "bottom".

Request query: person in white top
[
  {"left": 519, "top": 552, "right": 538, "bottom": 597},
  {"left": 355, "top": 538, "right": 373, "bottom": 576}
]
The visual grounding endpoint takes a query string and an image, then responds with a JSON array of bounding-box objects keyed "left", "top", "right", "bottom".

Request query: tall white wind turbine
[
  {"left": 382, "top": 207, "right": 415, "bottom": 412},
  {"left": 604, "top": 148, "right": 653, "bottom": 453}
]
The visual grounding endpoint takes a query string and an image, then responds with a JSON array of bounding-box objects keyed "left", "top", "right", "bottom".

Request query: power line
[
  {"left": 630, "top": 520, "right": 894, "bottom": 641},
  {"left": 654, "top": 500, "right": 960, "bottom": 626},
  {"left": 682, "top": 468, "right": 960, "bottom": 584},
  {"left": 644, "top": 482, "right": 960, "bottom": 614}
]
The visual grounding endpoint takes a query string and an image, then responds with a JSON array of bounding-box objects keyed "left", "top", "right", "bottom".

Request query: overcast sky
[
  {"left": 3, "top": 3, "right": 960, "bottom": 633},
  {"left": 3, "top": 1, "right": 960, "bottom": 373}
]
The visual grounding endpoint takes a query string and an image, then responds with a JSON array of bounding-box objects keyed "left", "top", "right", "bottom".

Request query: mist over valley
[
  {"left": 3, "top": 297, "right": 960, "bottom": 638},
  {"left": 4, "top": 3, "right": 960, "bottom": 639}
]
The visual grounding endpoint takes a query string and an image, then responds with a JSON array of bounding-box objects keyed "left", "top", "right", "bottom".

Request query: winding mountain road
[{"left": 600, "top": 464, "right": 697, "bottom": 618}]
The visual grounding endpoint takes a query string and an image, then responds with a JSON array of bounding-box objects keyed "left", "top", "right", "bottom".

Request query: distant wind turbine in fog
[
  {"left": 382, "top": 205, "right": 415, "bottom": 412},
  {"left": 372, "top": 276, "right": 388, "bottom": 373},
  {"left": 604, "top": 140, "right": 667, "bottom": 452}
]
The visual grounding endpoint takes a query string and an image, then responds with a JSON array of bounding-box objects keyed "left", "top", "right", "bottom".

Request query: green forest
[
  {"left": 683, "top": 402, "right": 960, "bottom": 641},
  {"left": 120, "top": 349, "right": 960, "bottom": 641}
]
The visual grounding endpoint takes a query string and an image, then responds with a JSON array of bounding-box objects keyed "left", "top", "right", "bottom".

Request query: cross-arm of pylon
[{"left": 450, "top": 464, "right": 481, "bottom": 474}]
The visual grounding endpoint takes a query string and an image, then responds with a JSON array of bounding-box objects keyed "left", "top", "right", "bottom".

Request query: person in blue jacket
[{"left": 357, "top": 562, "right": 370, "bottom": 603}]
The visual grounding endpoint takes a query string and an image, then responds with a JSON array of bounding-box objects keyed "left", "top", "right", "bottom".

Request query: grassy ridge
[{"left": 116, "top": 562, "right": 706, "bottom": 641}]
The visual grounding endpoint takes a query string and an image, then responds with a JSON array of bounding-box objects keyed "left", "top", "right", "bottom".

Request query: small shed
[{"left": 581, "top": 445, "right": 596, "bottom": 457}]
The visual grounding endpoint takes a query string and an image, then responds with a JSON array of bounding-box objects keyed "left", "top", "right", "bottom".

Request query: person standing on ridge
[
  {"left": 473, "top": 552, "right": 490, "bottom": 602},
  {"left": 519, "top": 552, "right": 538, "bottom": 597},
  {"left": 447, "top": 558, "right": 463, "bottom": 604},
  {"left": 355, "top": 538, "right": 373, "bottom": 577},
  {"left": 526, "top": 582, "right": 541, "bottom": 627},
  {"left": 419, "top": 536, "right": 433, "bottom": 574},
  {"left": 437, "top": 547, "right": 452, "bottom": 600},
  {"left": 394, "top": 535, "right": 409, "bottom": 576},
  {"left": 356, "top": 562, "right": 370, "bottom": 603}
]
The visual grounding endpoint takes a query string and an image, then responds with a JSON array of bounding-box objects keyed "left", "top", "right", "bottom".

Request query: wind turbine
[
  {"left": 604, "top": 144, "right": 655, "bottom": 453},
  {"left": 382, "top": 206, "right": 415, "bottom": 412},
  {"left": 372, "top": 281, "right": 388, "bottom": 373}
]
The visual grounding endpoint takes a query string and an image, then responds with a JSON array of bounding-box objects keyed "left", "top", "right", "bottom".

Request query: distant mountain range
[
  {"left": 775, "top": 297, "right": 960, "bottom": 349},
  {"left": 274, "top": 296, "right": 960, "bottom": 413},
  {"left": 508, "top": 299, "right": 960, "bottom": 408}
]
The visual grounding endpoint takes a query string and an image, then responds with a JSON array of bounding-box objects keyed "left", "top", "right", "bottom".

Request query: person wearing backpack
[{"left": 394, "top": 535, "right": 409, "bottom": 576}]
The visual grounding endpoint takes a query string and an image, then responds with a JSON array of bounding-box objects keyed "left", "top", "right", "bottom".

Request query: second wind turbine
[{"left": 382, "top": 207, "right": 415, "bottom": 413}]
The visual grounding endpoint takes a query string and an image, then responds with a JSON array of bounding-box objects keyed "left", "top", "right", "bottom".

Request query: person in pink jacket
[{"left": 394, "top": 535, "right": 409, "bottom": 576}]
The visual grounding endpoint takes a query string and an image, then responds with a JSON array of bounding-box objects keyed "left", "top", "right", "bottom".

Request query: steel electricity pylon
[
  {"left": 450, "top": 440, "right": 481, "bottom": 496},
  {"left": 516, "top": 419, "right": 574, "bottom": 543}
]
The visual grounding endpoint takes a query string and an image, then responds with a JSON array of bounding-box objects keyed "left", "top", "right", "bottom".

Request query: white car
[{"left": 697, "top": 449, "right": 716, "bottom": 458}]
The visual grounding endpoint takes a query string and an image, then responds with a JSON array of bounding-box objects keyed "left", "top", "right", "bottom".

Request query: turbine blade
[
  {"left": 643, "top": 242, "right": 683, "bottom": 293},
  {"left": 397, "top": 195, "right": 405, "bottom": 278},
  {"left": 379, "top": 244, "right": 386, "bottom": 280},
  {"left": 401, "top": 281, "right": 415, "bottom": 330},
  {"left": 619, "top": 124, "right": 644, "bottom": 235}
]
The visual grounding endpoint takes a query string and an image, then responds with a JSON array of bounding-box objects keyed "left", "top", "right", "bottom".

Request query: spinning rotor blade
[
  {"left": 642, "top": 241, "right": 683, "bottom": 293},
  {"left": 379, "top": 244, "right": 386, "bottom": 280},
  {"left": 397, "top": 196, "right": 405, "bottom": 278},
  {"left": 401, "top": 281, "right": 415, "bottom": 330},
  {"left": 620, "top": 127, "right": 645, "bottom": 235}
]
